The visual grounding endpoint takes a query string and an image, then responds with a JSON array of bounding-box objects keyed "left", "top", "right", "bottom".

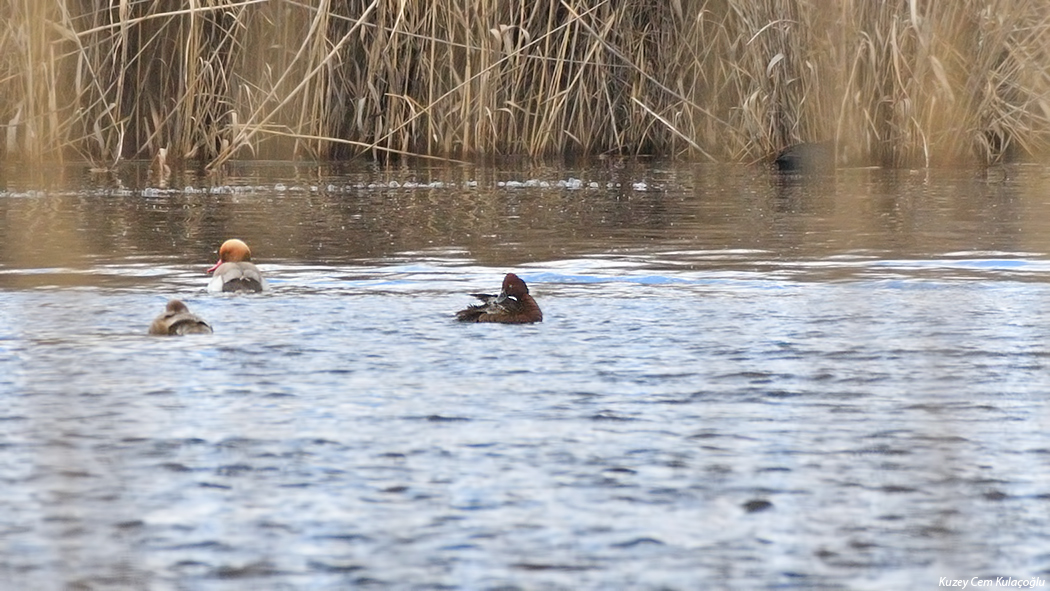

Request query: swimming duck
[
  {"left": 207, "top": 238, "right": 266, "bottom": 293},
  {"left": 149, "top": 299, "right": 213, "bottom": 335},
  {"left": 456, "top": 273, "right": 543, "bottom": 324}
]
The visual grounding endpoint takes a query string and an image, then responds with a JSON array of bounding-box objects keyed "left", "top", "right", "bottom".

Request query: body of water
[{"left": 1, "top": 161, "right": 1049, "bottom": 590}]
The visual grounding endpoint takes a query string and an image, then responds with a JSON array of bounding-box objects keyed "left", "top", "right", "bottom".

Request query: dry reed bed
[{"left": 2, "top": 0, "right": 1049, "bottom": 168}]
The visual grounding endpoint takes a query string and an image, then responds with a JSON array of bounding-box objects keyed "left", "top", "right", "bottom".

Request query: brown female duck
[
  {"left": 456, "top": 273, "right": 542, "bottom": 324},
  {"left": 149, "top": 300, "right": 213, "bottom": 335}
]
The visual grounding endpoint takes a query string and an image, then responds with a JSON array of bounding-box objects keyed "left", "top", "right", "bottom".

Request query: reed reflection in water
[{"left": 0, "top": 161, "right": 1048, "bottom": 590}]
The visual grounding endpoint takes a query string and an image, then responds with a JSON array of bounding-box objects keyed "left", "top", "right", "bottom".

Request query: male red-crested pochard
[
  {"left": 455, "top": 273, "right": 543, "bottom": 324},
  {"left": 207, "top": 238, "right": 266, "bottom": 293},
  {"left": 149, "top": 299, "right": 213, "bottom": 336}
]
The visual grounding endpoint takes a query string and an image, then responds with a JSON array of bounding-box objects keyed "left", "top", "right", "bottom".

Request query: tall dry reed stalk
[{"left": 2, "top": 0, "right": 1049, "bottom": 168}]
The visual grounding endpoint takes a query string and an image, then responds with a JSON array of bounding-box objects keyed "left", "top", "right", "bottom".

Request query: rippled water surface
[{"left": 2, "top": 161, "right": 1050, "bottom": 590}]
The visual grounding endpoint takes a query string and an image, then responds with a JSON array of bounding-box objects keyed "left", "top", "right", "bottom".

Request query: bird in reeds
[
  {"left": 207, "top": 239, "right": 266, "bottom": 293},
  {"left": 774, "top": 141, "right": 834, "bottom": 173},
  {"left": 455, "top": 273, "right": 542, "bottom": 324},
  {"left": 149, "top": 300, "right": 213, "bottom": 336},
  {"left": 149, "top": 147, "right": 171, "bottom": 188}
]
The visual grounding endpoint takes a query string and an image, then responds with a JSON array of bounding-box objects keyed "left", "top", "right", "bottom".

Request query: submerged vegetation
[{"left": 3, "top": 0, "right": 1050, "bottom": 168}]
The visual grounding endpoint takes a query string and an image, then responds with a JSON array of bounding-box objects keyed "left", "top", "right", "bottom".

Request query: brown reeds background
[{"left": 2, "top": 0, "right": 1049, "bottom": 169}]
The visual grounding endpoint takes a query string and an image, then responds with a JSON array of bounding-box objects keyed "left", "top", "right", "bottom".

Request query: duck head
[{"left": 207, "top": 239, "right": 252, "bottom": 273}]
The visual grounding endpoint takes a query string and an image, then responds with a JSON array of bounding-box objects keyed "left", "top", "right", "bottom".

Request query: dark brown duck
[{"left": 456, "top": 273, "right": 542, "bottom": 324}]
